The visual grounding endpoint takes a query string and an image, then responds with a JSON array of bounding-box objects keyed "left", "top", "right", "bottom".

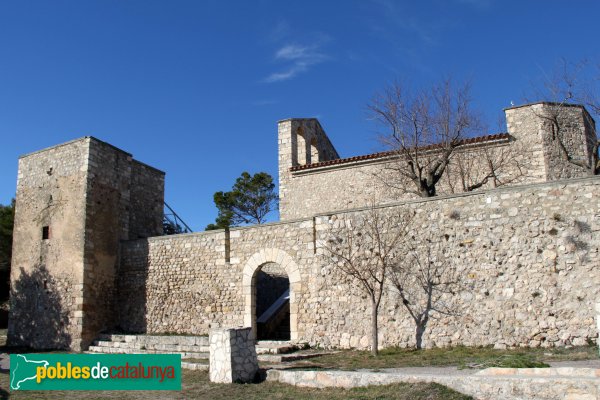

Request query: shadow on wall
[
  {"left": 0, "top": 270, "right": 9, "bottom": 328},
  {"left": 7, "top": 265, "right": 71, "bottom": 350},
  {"left": 115, "top": 240, "right": 148, "bottom": 334}
]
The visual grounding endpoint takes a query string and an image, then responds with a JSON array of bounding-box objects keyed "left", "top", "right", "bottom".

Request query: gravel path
[{"left": 548, "top": 359, "right": 600, "bottom": 368}]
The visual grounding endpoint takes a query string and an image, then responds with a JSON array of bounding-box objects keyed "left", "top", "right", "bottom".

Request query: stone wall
[
  {"left": 117, "top": 219, "right": 314, "bottom": 337},
  {"left": 117, "top": 176, "right": 600, "bottom": 350},
  {"left": 81, "top": 143, "right": 164, "bottom": 346},
  {"left": 8, "top": 138, "right": 89, "bottom": 349},
  {"left": 117, "top": 230, "right": 233, "bottom": 334},
  {"left": 310, "top": 176, "right": 600, "bottom": 349},
  {"left": 129, "top": 160, "right": 164, "bottom": 239}
]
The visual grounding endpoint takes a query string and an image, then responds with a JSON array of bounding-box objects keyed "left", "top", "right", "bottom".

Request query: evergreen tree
[
  {"left": 0, "top": 199, "right": 15, "bottom": 271},
  {"left": 205, "top": 172, "right": 278, "bottom": 230}
]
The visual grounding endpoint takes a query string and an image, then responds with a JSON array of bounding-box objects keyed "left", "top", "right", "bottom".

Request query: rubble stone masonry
[
  {"left": 8, "top": 137, "right": 164, "bottom": 350},
  {"left": 118, "top": 176, "right": 600, "bottom": 350}
]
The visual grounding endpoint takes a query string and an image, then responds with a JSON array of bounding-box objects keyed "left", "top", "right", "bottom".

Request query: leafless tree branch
[
  {"left": 369, "top": 78, "right": 528, "bottom": 196},
  {"left": 321, "top": 206, "right": 412, "bottom": 355}
]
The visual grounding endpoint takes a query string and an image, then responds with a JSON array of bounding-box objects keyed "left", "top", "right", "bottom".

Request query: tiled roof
[{"left": 290, "top": 133, "right": 511, "bottom": 172}]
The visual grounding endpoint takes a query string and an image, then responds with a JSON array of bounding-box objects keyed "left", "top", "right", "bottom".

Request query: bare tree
[
  {"left": 390, "top": 234, "right": 462, "bottom": 349},
  {"left": 582, "top": 62, "right": 600, "bottom": 117},
  {"left": 369, "top": 78, "right": 531, "bottom": 197},
  {"left": 445, "top": 140, "right": 528, "bottom": 193},
  {"left": 322, "top": 206, "right": 411, "bottom": 355},
  {"left": 530, "top": 59, "right": 600, "bottom": 175},
  {"left": 369, "top": 78, "right": 482, "bottom": 197}
]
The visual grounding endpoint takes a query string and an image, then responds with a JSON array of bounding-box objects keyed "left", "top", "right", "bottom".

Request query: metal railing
[{"left": 163, "top": 202, "right": 193, "bottom": 235}]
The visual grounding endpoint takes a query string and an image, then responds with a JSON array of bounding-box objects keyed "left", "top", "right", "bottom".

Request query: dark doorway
[{"left": 255, "top": 262, "right": 290, "bottom": 340}]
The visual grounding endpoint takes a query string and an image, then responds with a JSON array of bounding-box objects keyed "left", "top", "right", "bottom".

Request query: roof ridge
[{"left": 290, "top": 132, "right": 511, "bottom": 172}]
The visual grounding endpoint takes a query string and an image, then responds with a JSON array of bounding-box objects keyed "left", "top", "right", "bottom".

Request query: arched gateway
[{"left": 242, "top": 248, "right": 301, "bottom": 341}]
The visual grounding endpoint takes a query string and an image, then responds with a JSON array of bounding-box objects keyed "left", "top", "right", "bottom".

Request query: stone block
[{"left": 209, "top": 327, "right": 258, "bottom": 384}]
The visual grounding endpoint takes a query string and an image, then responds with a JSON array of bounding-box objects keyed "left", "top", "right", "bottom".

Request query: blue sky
[{"left": 1, "top": 0, "right": 599, "bottom": 230}]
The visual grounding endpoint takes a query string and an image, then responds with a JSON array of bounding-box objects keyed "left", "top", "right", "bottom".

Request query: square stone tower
[
  {"left": 505, "top": 102, "right": 597, "bottom": 180},
  {"left": 277, "top": 118, "right": 339, "bottom": 220},
  {"left": 8, "top": 137, "right": 164, "bottom": 351}
]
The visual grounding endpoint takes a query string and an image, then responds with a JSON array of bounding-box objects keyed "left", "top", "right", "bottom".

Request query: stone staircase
[
  {"left": 88, "top": 333, "right": 209, "bottom": 356},
  {"left": 86, "top": 334, "right": 319, "bottom": 370}
]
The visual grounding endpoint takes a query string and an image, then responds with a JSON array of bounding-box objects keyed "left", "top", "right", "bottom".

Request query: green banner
[{"left": 10, "top": 353, "right": 181, "bottom": 391}]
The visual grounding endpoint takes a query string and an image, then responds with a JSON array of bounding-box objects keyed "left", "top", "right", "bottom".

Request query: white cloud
[{"left": 264, "top": 43, "right": 329, "bottom": 83}]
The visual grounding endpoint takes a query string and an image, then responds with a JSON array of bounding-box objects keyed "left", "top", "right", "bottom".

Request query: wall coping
[
  {"left": 19, "top": 136, "right": 92, "bottom": 159},
  {"left": 312, "top": 175, "right": 600, "bottom": 218},
  {"left": 121, "top": 215, "right": 314, "bottom": 245},
  {"left": 19, "top": 136, "right": 166, "bottom": 174},
  {"left": 121, "top": 175, "right": 600, "bottom": 246},
  {"left": 504, "top": 101, "right": 595, "bottom": 123}
]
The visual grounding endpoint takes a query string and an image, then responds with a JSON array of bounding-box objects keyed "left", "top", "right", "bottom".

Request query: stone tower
[
  {"left": 505, "top": 102, "right": 597, "bottom": 181},
  {"left": 8, "top": 137, "right": 164, "bottom": 351},
  {"left": 277, "top": 118, "right": 339, "bottom": 221}
]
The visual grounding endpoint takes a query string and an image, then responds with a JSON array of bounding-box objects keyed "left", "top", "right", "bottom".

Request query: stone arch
[
  {"left": 296, "top": 127, "right": 307, "bottom": 165},
  {"left": 242, "top": 248, "right": 301, "bottom": 341},
  {"left": 310, "top": 136, "right": 319, "bottom": 164}
]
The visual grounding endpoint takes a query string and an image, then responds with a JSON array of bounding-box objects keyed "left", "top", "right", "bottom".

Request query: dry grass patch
[
  {"left": 299, "top": 345, "right": 599, "bottom": 370},
  {"left": 0, "top": 369, "right": 472, "bottom": 400}
]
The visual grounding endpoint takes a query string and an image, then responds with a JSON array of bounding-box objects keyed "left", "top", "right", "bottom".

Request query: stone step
[
  {"left": 96, "top": 334, "right": 209, "bottom": 347},
  {"left": 87, "top": 346, "right": 208, "bottom": 359},
  {"left": 90, "top": 335, "right": 309, "bottom": 360},
  {"left": 92, "top": 340, "right": 209, "bottom": 353},
  {"left": 89, "top": 344, "right": 300, "bottom": 357},
  {"left": 181, "top": 361, "right": 209, "bottom": 371},
  {"left": 255, "top": 341, "right": 299, "bottom": 355},
  {"left": 257, "top": 350, "right": 337, "bottom": 363}
]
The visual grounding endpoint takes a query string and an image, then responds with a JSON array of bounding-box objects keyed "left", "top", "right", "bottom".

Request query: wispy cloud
[{"left": 264, "top": 43, "right": 329, "bottom": 83}]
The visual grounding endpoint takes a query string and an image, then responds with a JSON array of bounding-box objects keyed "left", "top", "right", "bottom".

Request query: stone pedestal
[{"left": 209, "top": 327, "right": 258, "bottom": 383}]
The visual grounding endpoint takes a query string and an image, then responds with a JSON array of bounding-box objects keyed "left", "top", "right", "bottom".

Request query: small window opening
[{"left": 42, "top": 226, "right": 50, "bottom": 240}]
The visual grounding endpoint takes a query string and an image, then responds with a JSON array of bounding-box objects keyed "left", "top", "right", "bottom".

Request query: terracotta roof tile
[{"left": 290, "top": 133, "right": 511, "bottom": 172}]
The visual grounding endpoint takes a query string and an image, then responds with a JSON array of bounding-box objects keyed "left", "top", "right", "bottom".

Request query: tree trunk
[
  {"left": 371, "top": 299, "right": 379, "bottom": 356},
  {"left": 418, "top": 186, "right": 435, "bottom": 198},
  {"left": 415, "top": 322, "right": 426, "bottom": 350}
]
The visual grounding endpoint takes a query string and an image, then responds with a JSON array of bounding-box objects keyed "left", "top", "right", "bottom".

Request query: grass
[
  {"left": 298, "top": 345, "right": 599, "bottom": 371},
  {"left": 0, "top": 369, "right": 472, "bottom": 400},
  {"left": 1, "top": 339, "right": 597, "bottom": 399}
]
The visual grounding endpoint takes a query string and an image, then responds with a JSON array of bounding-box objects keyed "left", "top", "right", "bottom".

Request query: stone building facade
[
  {"left": 279, "top": 103, "right": 597, "bottom": 220},
  {"left": 7, "top": 102, "right": 600, "bottom": 351}
]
